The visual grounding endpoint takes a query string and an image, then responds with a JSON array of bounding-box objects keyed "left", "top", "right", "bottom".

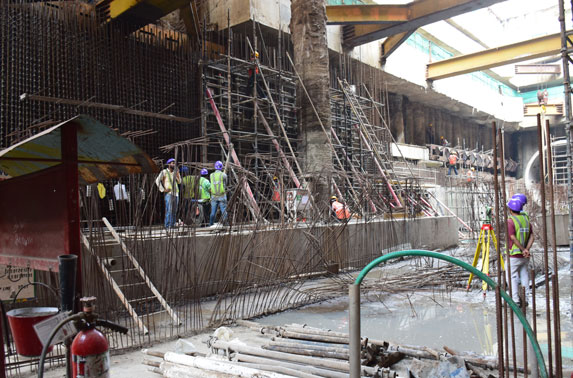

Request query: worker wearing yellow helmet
[{"left": 330, "top": 196, "right": 350, "bottom": 221}]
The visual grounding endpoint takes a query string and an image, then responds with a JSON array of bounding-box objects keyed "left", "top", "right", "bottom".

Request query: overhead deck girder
[
  {"left": 99, "top": 0, "right": 190, "bottom": 31},
  {"left": 426, "top": 32, "right": 563, "bottom": 81},
  {"left": 334, "top": 0, "right": 507, "bottom": 49},
  {"left": 326, "top": 4, "right": 409, "bottom": 25}
]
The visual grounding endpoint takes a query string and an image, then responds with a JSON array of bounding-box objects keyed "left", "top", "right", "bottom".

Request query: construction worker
[
  {"left": 271, "top": 176, "right": 281, "bottom": 202},
  {"left": 447, "top": 151, "right": 458, "bottom": 176},
  {"left": 245, "top": 50, "right": 266, "bottom": 98},
  {"left": 466, "top": 167, "right": 475, "bottom": 182},
  {"left": 330, "top": 196, "right": 351, "bottom": 221},
  {"left": 155, "top": 158, "right": 181, "bottom": 229},
  {"left": 181, "top": 167, "right": 211, "bottom": 225},
  {"left": 209, "top": 161, "right": 228, "bottom": 226},
  {"left": 440, "top": 135, "right": 449, "bottom": 147},
  {"left": 506, "top": 198, "right": 535, "bottom": 306}
]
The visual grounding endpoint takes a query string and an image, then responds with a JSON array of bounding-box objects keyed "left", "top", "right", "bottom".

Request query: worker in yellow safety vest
[
  {"left": 209, "top": 161, "right": 228, "bottom": 227},
  {"left": 506, "top": 198, "right": 535, "bottom": 306}
]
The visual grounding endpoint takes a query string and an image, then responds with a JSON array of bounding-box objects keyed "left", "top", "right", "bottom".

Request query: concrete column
[
  {"left": 290, "top": 0, "right": 333, "bottom": 214},
  {"left": 390, "top": 94, "right": 405, "bottom": 143},
  {"left": 436, "top": 114, "right": 442, "bottom": 144},
  {"left": 405, "top": 99, "right": 414, "bottom": 144},
  {"left": 452, "top": 116, "right": 461, "bottom": 147},
  {"left": 445, "top": 115, "right": 454, "bottom": 147},
  {"left": 413, "top": 104, "right": 425, "bottom": 146}
]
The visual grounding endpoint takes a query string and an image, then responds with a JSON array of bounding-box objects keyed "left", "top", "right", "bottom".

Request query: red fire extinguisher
[
  {"left": 71, "top": 304, "right": 110, "bottom": 378},
  {"left": 71, "top": 297, "right": 129, "bottom": 378},
  {"left": 38, "top": 297, "right": 128, "bottom": 378}
]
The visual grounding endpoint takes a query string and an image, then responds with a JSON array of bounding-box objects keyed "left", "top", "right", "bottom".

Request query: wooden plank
[
  {"left": 101, "top": 218, "right": 181, "bottom": 325},
  {"left": 81, "top": 234, "right": 148, "bottom": 334}
]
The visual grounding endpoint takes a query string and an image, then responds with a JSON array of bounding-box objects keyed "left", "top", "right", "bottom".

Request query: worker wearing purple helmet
[
  {"left": 209, "top": 161, "right": 228, "bottom": 226},
  {"left": 506, "top": 198, "right": 535, "bottom": 306},
  {"left": 155, "top": 158, "right": 181, "bottom": 229},
  {"left": 181, "top": 167, "right": 212, "bottom": 226},
  {"left": 511, "top": 193, "right": 528, "bottom": 218}
]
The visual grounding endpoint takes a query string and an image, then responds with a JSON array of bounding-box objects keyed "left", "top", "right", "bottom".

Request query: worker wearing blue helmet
[
  {"left": 506, "top": 198, "right": 535, "bottom": 306},
  {"left": 209, "top": 161, "right": 228, "bottom": 226}
]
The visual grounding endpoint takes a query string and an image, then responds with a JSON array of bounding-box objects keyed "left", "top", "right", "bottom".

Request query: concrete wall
[
  {"left": 509, "top": 123, "right": 566, "bottom": 179},
  {"left": 86, "top": 217, "right": 458, "bottom": 307},
  {"left": 388, "top": 93, "right": 492, "bottom": 150}
]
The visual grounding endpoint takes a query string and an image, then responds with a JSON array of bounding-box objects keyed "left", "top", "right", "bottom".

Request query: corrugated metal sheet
[{"left": 0, "top": 115, "right": 158, "bottom": 184}]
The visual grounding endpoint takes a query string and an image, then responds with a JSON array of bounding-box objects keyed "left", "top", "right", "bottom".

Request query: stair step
[
  {"left": 109, "top": 268, "right": 138, "bottom": 274},
  {"left": 128, "top": 296, "right": 157, "bottom": 303},
  {"left": 118, "top": 282, "right": 146, "bottom": 288},
  {"left": 142, "top": 309, "right": 168, "bottom": 317}
]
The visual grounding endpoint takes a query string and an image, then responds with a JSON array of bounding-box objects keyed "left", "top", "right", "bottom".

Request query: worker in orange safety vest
[{"left": 330, "top": 196, "right": 351, "bottom": 221}]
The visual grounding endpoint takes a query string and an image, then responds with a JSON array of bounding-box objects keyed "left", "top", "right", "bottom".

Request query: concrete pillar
[
  {"left": 390, "top": 94, "right": 405, "bottom": 143},
  {"left": 413, "top": 103, "right": 425, "bottom": 146},
  {"left": 290, "top": 0, "right": 333, "bottom": 215},
  {"left": 435, "top": 111, "right": 444, "bottom": 144},
  {"left": 405, "top": 99, "right": 414, "bottom": 144}
]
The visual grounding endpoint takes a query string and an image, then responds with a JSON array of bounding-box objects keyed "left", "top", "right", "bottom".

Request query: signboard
[
  {"left": 0, "top": 265, "right": 34, "bottom": 301},
  {"left": 524, "top": 103, "right": 563, "bottom": 116},
  {"left": 515, "top": 64, "right": 561, "bottom": 74}
]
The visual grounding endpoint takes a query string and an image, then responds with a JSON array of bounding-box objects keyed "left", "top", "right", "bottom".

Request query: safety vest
[
  {"left": 449, "top": 155, "right": 457, "bottom": 165},
  {"left": 199, "top": 177, "right": 211, "bottom": 200},
  {"left": 182, "top": 176, "right": 198, "bottom": 199},
  {"left": 332, "top": 201, "right": 351, "bottom": 220},
  {"left": 163, "top": 169, "right": 179, "bottom": 195},
  {"left": 210, "top": 170, "right": 226, "bottom": 197},
  {"left": 509, "top": 214, "right": 530, "bottom": 256}
]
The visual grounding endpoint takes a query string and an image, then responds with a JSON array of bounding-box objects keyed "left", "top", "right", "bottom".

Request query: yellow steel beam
[
  {"left": 326, "top": 4, "right": 408, "bottom": 25},
  {"left": 380, "top": 31, "right": 415, "bottom": 64},
  {"left": 107, "top": 0, "right": 189, "bottom": 28},
  {"left": 426, "top": 32, "right": 564, "bottom": 81},
  {"left": 342, "top": 0, "right": 506, "bottom": 48}
]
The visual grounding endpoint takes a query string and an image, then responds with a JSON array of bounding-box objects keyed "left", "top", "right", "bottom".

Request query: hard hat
[
  {"left": 200, "top": 168, "right": 208, "bottom": 176},
  {"left": 330, "top": 196, "right": 338, "bottom": 202},
  {"left": 273, "top": 176, "right": 278, "bottom": 180},
  {"left": 512, "top": 193, "right": 527, "bottom": 205},
  {"left": 180, "top": 166, "right": 189, "bottom": 174},
  {"left": 166, "top": 158, "right": 175, "bottom": 164},
  {"left": 507, "top": 198, "right": 522, "bottom": 212},
  {"left": 253, "top": 51, "right": 259, "bottom": 59},
  {"left": 440, "top": 136, "right": 444, "bottom": 138},
  {"left": 215, "top": 161, "right": 223, "bottom": 170},
  {"left": 471, "top": 167, "right": 475, "bottom": 171}
]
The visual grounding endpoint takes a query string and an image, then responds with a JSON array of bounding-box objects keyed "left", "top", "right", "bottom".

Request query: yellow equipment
[{"left": 467, "top": 223, "right": 505, "bottom": 295}]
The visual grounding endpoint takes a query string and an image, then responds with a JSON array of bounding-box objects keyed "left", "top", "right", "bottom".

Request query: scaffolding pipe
[
  {"left": 205, "top": 87, "right": 261, "bottom": 219},
  {"left": 536, "top": 113, "right": 553, "bottom": 377},
  {"left": 545, "top": 119, "right": 563, "bottom": 378},
  {"left": 492, "top": 122, "right": 506, "bottom": 378},
  {"left": 557, "top": 0, "right": 573, "bottom": 321}
]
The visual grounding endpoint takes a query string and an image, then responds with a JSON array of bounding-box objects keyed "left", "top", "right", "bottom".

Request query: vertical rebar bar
[
  {"left": 492, "top": 121, "right": 505, "bottom": 378},
  {"left": 545, "top": 119, "right": 562, "bottom": 378},
  {"left": 557, "top": 0, "right": 573, "bottom": 323},
  {"left": 499, "top": 127, "right": 517, "bottom": 378},
  {"left": 536, "top": 113, "right": 553, "bottom": 377}
]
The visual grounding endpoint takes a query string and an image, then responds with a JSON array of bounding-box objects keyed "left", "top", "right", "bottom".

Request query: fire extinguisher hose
[{"left": 37, "top": 312, "right": 84, "bottom": 378}]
